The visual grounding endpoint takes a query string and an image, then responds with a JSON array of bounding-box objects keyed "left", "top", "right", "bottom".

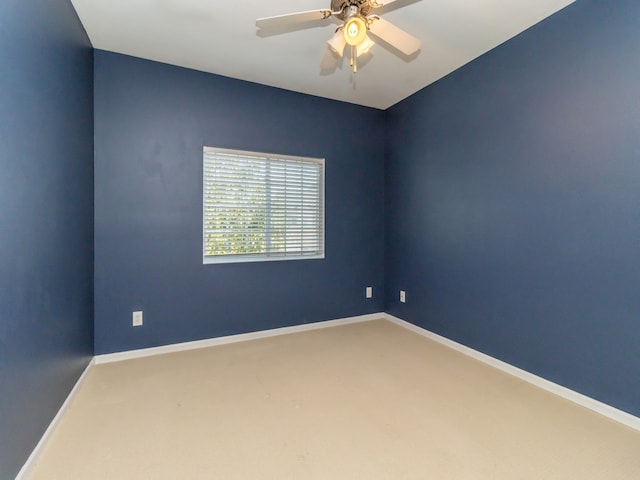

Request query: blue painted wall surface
[
  {"left": 94, "top": 51, "right": 385, "bottom": 354},
  {"left": 0, "top": 1, "right": 94, "bottom": 477},
  {"left": 385, "top": 0, "right": 640, "bottom": 416}
]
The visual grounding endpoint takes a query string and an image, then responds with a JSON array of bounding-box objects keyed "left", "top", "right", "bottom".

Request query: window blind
[{"left": 203, "top": 147, "right": 325, "bottom": 264}]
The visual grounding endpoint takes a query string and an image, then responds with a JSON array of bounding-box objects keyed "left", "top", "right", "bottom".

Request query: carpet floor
[{"left": 27, "top": 319, "right": 640, "bottom": 479}]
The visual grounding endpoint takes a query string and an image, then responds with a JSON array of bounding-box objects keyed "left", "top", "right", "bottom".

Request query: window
[{"left": 203, "top": 147, "right": 325, "bottom": 264}]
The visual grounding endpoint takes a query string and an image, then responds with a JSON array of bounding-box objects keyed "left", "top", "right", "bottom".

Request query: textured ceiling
[{"left": 71, "top": 0, "right": 575, "bottom": 110}]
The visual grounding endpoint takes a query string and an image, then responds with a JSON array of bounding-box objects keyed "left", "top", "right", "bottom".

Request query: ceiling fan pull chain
[
  {"left": 354, "top": 47, "right": 358, "bottom": 74},
  {"left": 350, "top": 45, "right": 358, "bottom": 74}
]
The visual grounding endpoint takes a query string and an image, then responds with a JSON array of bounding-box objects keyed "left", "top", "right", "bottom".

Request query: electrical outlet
[
  {"left": 400, "top": 291, "right": 406, "bottom": 303},
  {"left": 366, "top": 286, "right": 373, "bottom": 299},
  {"left": 132, "top": 311, "right": 143, "bottom": 327}
]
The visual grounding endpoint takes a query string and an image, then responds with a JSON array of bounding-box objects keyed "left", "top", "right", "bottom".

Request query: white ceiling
[{"left": 71, "top": 0, "right": 575, "bottom": 110}]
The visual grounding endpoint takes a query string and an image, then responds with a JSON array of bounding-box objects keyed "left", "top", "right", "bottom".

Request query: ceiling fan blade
[
  {"left": 370, "top": 0, "right": 399, "bottom": 7},
  {"left": 368, "top": 16, "right": 420, "bottom": 56},
  {"left": 327, "top": 29, "right": 346, "bottom": 57},
  {"left": 369, "top": 0, "right": 423, "bottom": 12},
  {"left": 256, "top": 9, "right": 332, "bottom": 29}
]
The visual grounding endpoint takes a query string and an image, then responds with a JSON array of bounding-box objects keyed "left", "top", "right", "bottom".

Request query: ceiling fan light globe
[
  {"left": 357, "top": 35, "right": 375, "bottom": 57},
  {"left": 343, "top": 16, "right": 367, "bottom": 46},
  {"left": 328, "top": 29, "right": 346, "bottom": 56}
]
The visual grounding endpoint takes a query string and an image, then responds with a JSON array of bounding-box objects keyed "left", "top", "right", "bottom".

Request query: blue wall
[
  {"left": 94, "top": 51, "right": 385, "bottom": 354},
  {"left": 0, "top": 1, "right": 94, "bottom": 478},
  {"left": 3, "top": 2, "right": 639, "bottom": 475},
  {"left": 385, "top": 0, "right": 640, "bottom": 417}
]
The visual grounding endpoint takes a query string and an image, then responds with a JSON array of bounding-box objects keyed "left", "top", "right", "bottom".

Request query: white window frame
[{"left": 203, "top": 147, "right": 325, "bottom": 264}]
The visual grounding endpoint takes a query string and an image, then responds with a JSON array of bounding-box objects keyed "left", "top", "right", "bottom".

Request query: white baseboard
[
  {"left": 96, "top": 311, "right": 640, "bottom": 431},
  {"left": 15, "top": 358, "right": 95, "bottom": 480},
  {"left": 384, "top": 313, "right": 640, "bottom": 432},
  {"left": 95, "top": 313, "right": 385, "bottom": 364},
  {"left": 18, "top": 311, "right": 639, "bottom": 480}
]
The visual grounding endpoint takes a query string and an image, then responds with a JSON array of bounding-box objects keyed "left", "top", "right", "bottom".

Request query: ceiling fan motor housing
[{"left": 332, "top": 0, "right": 373, "bottom": 20}]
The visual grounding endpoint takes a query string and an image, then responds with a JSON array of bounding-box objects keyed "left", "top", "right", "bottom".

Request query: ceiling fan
[{"left": 256, "top": 0, "right": 421, "bottom": 74}]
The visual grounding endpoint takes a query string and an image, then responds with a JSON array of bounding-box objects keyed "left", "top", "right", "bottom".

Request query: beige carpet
[{"left": 27, "top": 319, "right": 640, "bottom": 479}]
